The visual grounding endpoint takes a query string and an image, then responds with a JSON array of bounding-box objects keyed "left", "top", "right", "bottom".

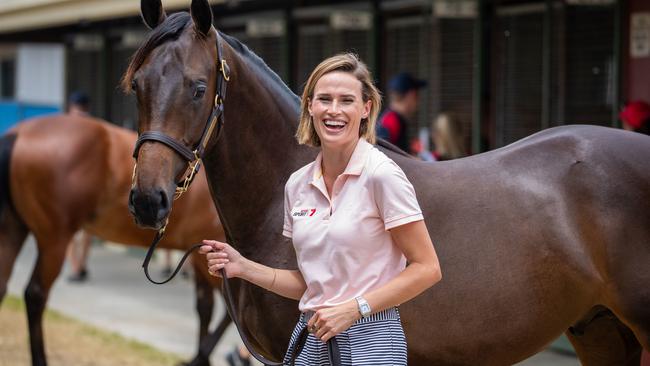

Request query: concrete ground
[{"left": 7, "top": 237, "right": 579, "bottom": 366}]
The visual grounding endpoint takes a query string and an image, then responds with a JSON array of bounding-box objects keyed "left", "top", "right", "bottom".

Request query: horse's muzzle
[{"left": 128, "top": 187, "right": 171, "bottom": 230}]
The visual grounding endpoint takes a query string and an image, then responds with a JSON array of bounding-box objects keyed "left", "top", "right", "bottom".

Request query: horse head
[{"left": 126, "top": 0, "right": 221, "bottom": 229}]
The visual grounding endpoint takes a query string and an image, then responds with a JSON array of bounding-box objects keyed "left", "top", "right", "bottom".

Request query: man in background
[{"left": 376, "top": 72, "right": 427, "bottom": 152}]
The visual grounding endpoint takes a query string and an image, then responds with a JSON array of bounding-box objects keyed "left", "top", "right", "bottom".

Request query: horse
[
  {"left": 127, "top": 1, "right": 650, "bottom": 364},
  {"left": 0, "top": 114, "right": 232, "bottom": 366}
]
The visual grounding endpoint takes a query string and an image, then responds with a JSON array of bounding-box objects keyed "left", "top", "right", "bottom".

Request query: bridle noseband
[{"left": 131, "top": 34, "right": 230, "bottom": 201}]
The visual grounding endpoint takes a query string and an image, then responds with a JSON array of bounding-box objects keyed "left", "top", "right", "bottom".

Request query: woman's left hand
[{"left": 307, "top": 300, "right": 360, "bottom": 342}]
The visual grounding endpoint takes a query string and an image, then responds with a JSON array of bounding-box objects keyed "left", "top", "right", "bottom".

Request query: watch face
[{"left": 361, "top": 303, "right": 371, "bottom": 314}]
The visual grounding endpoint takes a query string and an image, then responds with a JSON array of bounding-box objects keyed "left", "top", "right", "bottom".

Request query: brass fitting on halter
[
  {"left": 220, "top": 59, "right": 230, "bottom": 81},
  {"left": 131, "top": 163, "right": 138, "bottom": 189},
  {"left": 174, "top": 155, "right": 201, "bottom": 200}
]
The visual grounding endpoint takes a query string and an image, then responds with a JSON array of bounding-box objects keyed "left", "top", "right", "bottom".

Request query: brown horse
[
  {"left": 127, "top": 1, "right": 650, "bottom": 365},
  {"left": 0, "top": 114, "right": 231, "bottom": 366}
]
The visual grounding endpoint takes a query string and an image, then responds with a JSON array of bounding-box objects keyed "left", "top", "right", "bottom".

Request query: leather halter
[{"left": 131, "top": 35, "right": 230, "bottom": 201}]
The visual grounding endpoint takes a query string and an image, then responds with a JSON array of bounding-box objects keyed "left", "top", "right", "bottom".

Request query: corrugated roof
[{"left": 0, "top": 0, "right": 224, "bottom": 34}]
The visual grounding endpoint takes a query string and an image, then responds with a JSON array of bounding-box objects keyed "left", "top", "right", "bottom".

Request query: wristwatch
[{"left": 355, "top": 296, "right": 372, "bottom": 318}]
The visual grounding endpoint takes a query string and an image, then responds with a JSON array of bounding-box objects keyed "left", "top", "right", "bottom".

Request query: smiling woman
[{"left": 201, "top": 53, "right": 442, "bottom": 365}]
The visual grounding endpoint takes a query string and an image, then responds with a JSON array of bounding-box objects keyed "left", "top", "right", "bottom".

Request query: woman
[
  {"left": 431, "top": 112, "right": 467, "bottom": 161},
  {"left": 200, "top": 53, "right": 441, "bottom": 365}
]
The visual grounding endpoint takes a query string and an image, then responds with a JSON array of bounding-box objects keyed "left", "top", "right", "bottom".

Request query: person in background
[
  {"left": 431, "top": 112, "right": 467, "bottom": 161},
  {"left": 66, "top": 91, "right": 94, "bottom": 282},
  {"left": 620, "top": 100, "right": 650, "bottom": 135},
  {"left": 376, "top": 72, "right": 427, "bottom": 152}
]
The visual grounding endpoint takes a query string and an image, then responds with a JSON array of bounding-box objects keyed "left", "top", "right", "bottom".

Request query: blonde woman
[
  {"left": 431, "top": 112, "right": 467, "bottom": 161},
  {"left": 200, "top": 53, "right": 441, "bottom": 365}
]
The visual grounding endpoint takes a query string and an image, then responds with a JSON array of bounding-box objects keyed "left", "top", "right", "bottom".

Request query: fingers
[
  {"left": 206, "top": 251, "right": 228, "bottom": 260},
  {"left": 207, "top": 258, "right": 229, "bottom": 266},
  {"left": 198, "top": 245, "right": 213, "bottom": 254},
  {"left": 320, "top": 331, "right": 336, "bottom": 343},
  {"left": 202, "top": 239, "right": 226, "bottom": 250},
  {"left": 207, "top": 266, "right": 223, "bottom": 277}
]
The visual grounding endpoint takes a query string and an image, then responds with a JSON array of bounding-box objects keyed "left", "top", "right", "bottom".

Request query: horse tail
[{"left": 0, "top": 132, "right": 29, "bottom": 304}]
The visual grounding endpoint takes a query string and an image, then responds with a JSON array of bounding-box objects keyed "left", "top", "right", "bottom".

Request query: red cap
[{"left": 619, "top": 100, "right": 650, "bottom": 130}]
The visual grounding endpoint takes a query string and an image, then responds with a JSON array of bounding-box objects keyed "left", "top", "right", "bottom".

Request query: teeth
[{"left": 324, "top": 120, "right": 346, "bottom": 127}]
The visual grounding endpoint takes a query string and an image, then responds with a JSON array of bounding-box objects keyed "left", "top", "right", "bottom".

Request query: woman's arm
[
  {"left": 200, "top": 240, "right": 307, "bottom": 300},
  {"left": 362, "top": 219, "right": 441, "bottom": 310},
  {"left": 310, "top": 220, "right": 441, "bottom": 341}
]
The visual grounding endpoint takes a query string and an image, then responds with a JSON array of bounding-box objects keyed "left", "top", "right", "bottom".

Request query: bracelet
[{"left": 269, "top": 268, "right": 277, "bottom": 291}]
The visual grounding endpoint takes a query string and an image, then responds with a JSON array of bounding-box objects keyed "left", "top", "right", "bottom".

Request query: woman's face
[{"left": 309, "top": 71, "right": 371, "bottom": 150}]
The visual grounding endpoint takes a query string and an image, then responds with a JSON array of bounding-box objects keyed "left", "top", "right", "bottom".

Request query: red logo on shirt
[{"left": 293, "top": 209, "right": 317, "bottom": 217}]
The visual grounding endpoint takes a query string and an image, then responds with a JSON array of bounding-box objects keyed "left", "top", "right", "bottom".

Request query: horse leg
[
  {"left": 183, "top": 259, "right": 232, "bottom": 366},
  {"left": 24, "top": 234, "right": 70, "bottom": 366},
  {"left": 567, "top": 307, "right": 642, "bottom": 366},
  {"left": 0, "top": 205, "right": 28, "bottom": 303},
  {"left": 182, "top": 261, "right": 215, "bottom": 366}
]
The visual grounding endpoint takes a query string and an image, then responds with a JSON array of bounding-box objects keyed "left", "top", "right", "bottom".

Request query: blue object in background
[
  {"left": 0, "top": 102, "right": 21, "bottom": 134},
  {"left": 0, "top": 101, "right": 60, "bottom": 134}
]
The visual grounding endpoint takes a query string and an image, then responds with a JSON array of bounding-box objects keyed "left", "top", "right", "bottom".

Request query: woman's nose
[{"left": 329, "top": 100, "right": 341, "bottom": 114}]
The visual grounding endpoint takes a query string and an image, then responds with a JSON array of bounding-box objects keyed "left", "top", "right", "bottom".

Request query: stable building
[{"left": 0, "top": 0, "right": 648, "bottom": 154}]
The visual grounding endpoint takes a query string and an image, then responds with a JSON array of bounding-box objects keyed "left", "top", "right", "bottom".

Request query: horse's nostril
[
  {"left": 159, "top": 190, "right": 169, "bottom": 210},
  {"left": 128, "top": 189, "right": 136, "bottom": 208}
]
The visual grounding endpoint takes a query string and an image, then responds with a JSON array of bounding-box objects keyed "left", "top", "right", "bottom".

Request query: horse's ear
[
  {"left": 141, "top": 0, "right": 167, "bottom": 29},
  {"left": 190, "top": 0, "right": 213, "bottom": 36}
]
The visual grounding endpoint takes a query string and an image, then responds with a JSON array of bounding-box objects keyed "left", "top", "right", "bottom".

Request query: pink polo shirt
[{"left": 282, "top": 138, "right": 423, "bottom": 311}]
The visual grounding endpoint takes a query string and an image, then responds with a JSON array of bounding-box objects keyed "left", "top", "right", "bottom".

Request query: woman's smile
[{"left": 322, "top": 118, "right": 348, "bottom": 133}]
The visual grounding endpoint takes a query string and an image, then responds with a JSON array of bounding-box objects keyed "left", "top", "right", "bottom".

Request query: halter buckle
[{"left": 220, "top": 59, "right": 230, "bottom": 81}]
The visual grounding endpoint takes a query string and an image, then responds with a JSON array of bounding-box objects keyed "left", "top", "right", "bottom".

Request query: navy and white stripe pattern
[{"left": 283, "top": 307, "right": 407, "bottom": 365}]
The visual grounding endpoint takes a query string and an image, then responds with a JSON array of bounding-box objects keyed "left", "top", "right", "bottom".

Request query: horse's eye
[
  {"left": 131, "top": 79, "right": 138, "bottom": 92},
  {"left": 193, "top": 85, "right": 206, "bottom": 100}
]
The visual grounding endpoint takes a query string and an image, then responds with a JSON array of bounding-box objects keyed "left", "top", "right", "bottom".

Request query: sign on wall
[{"left": 631, "top": 12, "right": 650, "bottom": 58}]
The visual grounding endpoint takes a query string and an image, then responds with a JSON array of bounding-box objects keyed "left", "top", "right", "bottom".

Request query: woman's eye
[
  {"left": 131, "top": 80, "right": 138, "bottom": 92},
  {"left": 193, "top": 85, "right": 206, "bottom": 100}
]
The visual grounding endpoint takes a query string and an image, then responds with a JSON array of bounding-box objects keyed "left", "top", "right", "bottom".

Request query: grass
[{"left": 0, "top": 295, "right": 183, "bottom": 366}]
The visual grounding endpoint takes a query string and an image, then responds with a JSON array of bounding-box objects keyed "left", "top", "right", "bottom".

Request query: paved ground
[{"left": 7, "top": 237, "right": 579, "bottom": 366}]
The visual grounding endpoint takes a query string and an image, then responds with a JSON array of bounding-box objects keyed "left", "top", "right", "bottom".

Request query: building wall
[
  {"left": 625, "top": 0, "right": 650, "bottom": 103},
  {"left": 16, "top": 43, "right": 64, "bottom": 106}
]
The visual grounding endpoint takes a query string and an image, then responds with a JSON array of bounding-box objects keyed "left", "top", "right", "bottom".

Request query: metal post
[
  {"left": 611, "top": 0, "right": 624, "bottom": 128},
  {"left": 472, "top": 0, "right": 486, "bottom": 153},
  {"left": 541, "top": 0, "right": 553, "bottom": 130}
]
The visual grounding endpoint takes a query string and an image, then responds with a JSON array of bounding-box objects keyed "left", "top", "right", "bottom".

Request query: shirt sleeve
[
  {"left": 371, "top": 160, "right": 424, "bottom": 231},
  {"left": 282, "top": 182, "right": 293, "bottom": 238}
]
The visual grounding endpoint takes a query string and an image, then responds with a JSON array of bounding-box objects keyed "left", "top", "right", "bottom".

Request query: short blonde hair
[{"left": 296, "top": 53, "right": 382, "bottom": 147}]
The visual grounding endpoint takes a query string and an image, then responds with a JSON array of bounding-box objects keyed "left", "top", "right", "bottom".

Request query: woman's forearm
[
  {"left": 364, "top": 260, "right": 441, "bottom": 314},
  {"left": 240, "top": 258, "right": 307, "bottom": 300}
]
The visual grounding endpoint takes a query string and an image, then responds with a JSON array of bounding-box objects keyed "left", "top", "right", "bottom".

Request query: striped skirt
[{"left": 282, "top": 307, "right": 407, "bottom": 366}]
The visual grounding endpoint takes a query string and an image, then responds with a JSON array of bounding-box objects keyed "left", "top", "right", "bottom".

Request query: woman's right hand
[{"left": 199, "top": 239, "right": 246, "bottom": 278}]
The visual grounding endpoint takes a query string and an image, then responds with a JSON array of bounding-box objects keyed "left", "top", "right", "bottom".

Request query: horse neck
[{"left": 204, "top": 43, "right": 315, "bottom": 257}]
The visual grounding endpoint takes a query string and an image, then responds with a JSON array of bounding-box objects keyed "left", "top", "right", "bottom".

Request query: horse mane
[
  {"left": 218, "top": 32, "right": 301, "bottom": 109},
  {"left": 121, "top": 12, "right": 193, "bottom": 92}
]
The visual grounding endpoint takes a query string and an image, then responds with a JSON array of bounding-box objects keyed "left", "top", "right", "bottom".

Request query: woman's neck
[{"left": 320, "top": 138, "right": 360, "bottom": 180}]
